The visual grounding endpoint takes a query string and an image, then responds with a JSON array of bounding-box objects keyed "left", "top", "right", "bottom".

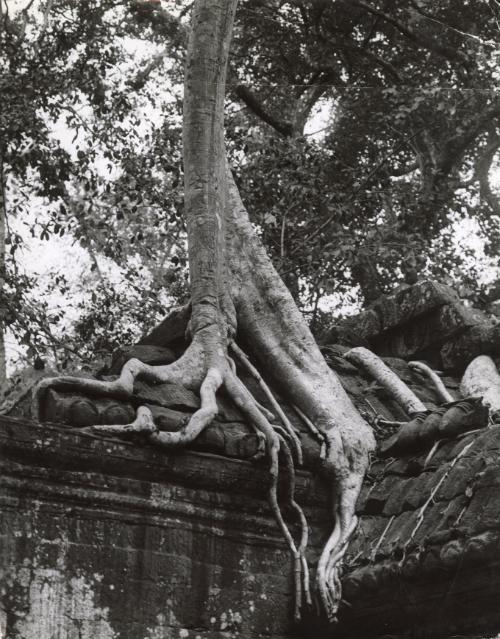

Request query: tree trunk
[
  {"left": 352, "top": 248, "right": 382, "bottom": 304},
  {"left": 183, "top": 6, "right": 375, "bottom": 619},
  {"left": 0, "top": 155, "right": 7, "bottom": 390},
  {"left": 33, "top": 0, "right": 375, "bottom": 622}
]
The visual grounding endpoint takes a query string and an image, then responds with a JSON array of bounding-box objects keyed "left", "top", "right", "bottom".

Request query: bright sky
[{"left": 7, "top": 0, "right": 26, "bottom": 9}]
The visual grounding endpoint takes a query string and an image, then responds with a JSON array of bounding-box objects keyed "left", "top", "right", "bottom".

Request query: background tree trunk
[{"left": 0, "top": 155, "right": 8, "bottom": 389}]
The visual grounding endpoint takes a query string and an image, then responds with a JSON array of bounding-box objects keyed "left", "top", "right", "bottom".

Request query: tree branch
[
  {"left": 128, "top": 47, "right": 168, "bottom": 90},
  {"left": 234, "top": 84, "right": 293, "bottom": 137},
  {"left": 440, "top": 100, "right": 500, "bottom": 174},
  {"left": 355, "top": 47, "right": 401, "bottom": 83},
  {"left": 129, "top": 0, "right": 188, "bottom": 36},
  {"left": 348, "top": 0, "right": 471, "bottom": 70},
  {"left": 389, "top": 160, "right": 418, "bottom": 176},
  {"left": 292, "top": 83, "right": 328, "bottom": 136}
]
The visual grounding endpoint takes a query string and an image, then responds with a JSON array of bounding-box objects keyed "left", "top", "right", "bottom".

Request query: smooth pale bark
[
  {"left": 461, "top": 355, "right": 500, "bottom": 415},
  {"left": 181, "top": 0, "right": 376, "bottom": 548},
  {"left": 345, "top": 347, "right": 426, "bottom": 415},
  {"left": 225, "top": 173, "right": 375, "bottom": 619},
  {"left": 408, "top": 361, "right": 453, "bottom": 404},
  {"left": 0, "top": 156, "right": 7, "bottom": 389},
  {"left": 183, "top": 0, "right": 234, "bottom": 338},
  {"left": 226, "top": 175, "right": 374, "bottom": 482}
]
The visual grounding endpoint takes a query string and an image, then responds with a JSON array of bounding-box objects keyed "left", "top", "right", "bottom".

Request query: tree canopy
[
  {"left": 2, "top": 0, "right": 500, "bottom": 373},
  {"left": 229, "top": 0, "right": 500, "bottom": 308}
]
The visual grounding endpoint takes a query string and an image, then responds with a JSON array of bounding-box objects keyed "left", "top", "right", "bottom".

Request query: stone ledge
[
  {"left": 0, "top": 415, "right": 322, "bottom": 639},
  {"left": 322, "top": 281, "right": 460, "bottom": 347},
  {"left": 3, "top": 417, "right": 500, "bottom": 638},
  {"left": 0, "top": 416, "right": 326, "bottom": 506},
  {"left": 335, "top": 531, "right": 500, "bottom": 639},
  {"left": 371, "top": 302, "right": 485, "bottom": 360}
]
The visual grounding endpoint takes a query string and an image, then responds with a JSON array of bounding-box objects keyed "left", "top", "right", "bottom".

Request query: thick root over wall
[
  {"left": 33, "top": 335, "right": 312, "bottom": 619},
  {"left": 33, "top": 0, "right": 375, "bottom": 624},
  {"left": 33, "top": 299, "right": 374, "bottom": 622}
]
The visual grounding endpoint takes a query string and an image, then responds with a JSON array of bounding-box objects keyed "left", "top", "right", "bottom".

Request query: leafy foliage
[
  {"left": 2, "top": 0, "right": 500, "bottom": 373},
  {"left": 229, "top": 0, "right": 500, "bottom": 308},
  {"left": 0, "top": 0, "right": 189, "bottom": 371}
]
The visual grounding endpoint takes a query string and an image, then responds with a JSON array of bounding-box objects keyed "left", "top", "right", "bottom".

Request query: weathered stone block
[
  {"left": 411, "top": 502, "right": 446, "bottom": 545},
  {"left": 399, "top": 471, "right": 436, "bottom": 511},
  {"left": 380, "top": 510, "right": 416, "bottom": 552},
  {"left": 0, "top": 416, "right": 319, "bottom": 639},
  {"left": 370, "top": 280, "right": 459, "bottom": 332},
  {"left": 383, "top": 477, "right": 412, "bottom": 515},
  {"left": 134, "top": 380, "right": 200, "bottom": 410},
  {"left": 3, "top": 413, "right": 500, "bottom": 639},
  {"left": 322, "top": 281, "right": 462, "bottom": 355},
  {"left": 346, "top": 515, "right": 390, "bottom": 561},
  {"left": 139, "top": 303, "right": 191, "bottom": 348},
  {"left": 193, "top": 421, "right": 260, "bottom": 459},
  {"left": 322, "top": 309, "right": 381, "bottom": 346},
  {"left": 44, "top": 389, "right": 188, "bottom": 431},
  {"left": 435, "top": 456, "right": 484, "bottom": 501},
  {"left": 373, "top": 302, "right": 485, "bottom": 360},
  {"left": 461, "top": 485, "right": 500, "bottom": 534},
  {"left": 474, "top": 464, "right": 500, "bottom": 489},
  {"left": 361, "top": 477, "right": 393, "bottom": 515},
  {"left": 108, "top": 344, "right": 177, "bottom": 374},
  {"left": 441, "top": 322, "right": 500, "bottom": 371},
  {"left": 431, "top": 495, "right": 469, "bottom": 535}
]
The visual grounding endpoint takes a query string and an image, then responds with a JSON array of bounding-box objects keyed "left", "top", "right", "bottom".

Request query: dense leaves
[
  {"left": 229, "top": 0, "right": 500, "bottom": 309},
  {"left": 0, "top": 0, "right": 189, "bottom": 372},
  {"left": 1, "top": 0, "right": 500, "bottom": 375}
]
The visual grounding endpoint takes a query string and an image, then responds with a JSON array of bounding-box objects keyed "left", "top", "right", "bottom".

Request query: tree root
[
  {"left": 32, "top": 340, "right": 315, "bottom": 621},
  {"left": 277, "top": 431, "right": 311, "bottom": 611},
  {"left": 326, "top": 515, "right": 357, "bottom": 585},
  {"left": 408, "top": 361, "right": 453, "bottom": 403},
  {"left": 223, "top": 369, "right": 310, "bottom": 620},
  {"left": 314, "top": 449, "right": 368, "bottom": 623},
  {"left": 345, "top": 347, "right": 426, "bottom": 415},
  {"left": 32, "top": 321, "right": 368, "bottom": 626},
  {"left": 150, "top": 367, "right": 223, "bottom": 447},
  {"left": 370, "top": 514, "right": 395, "bottom": 561},
  {"left": 91, "top": 405, "right": 158, "bottom": 436},
  {"left": 316, "top": 514, "right": 341, "bottom": 619},
  {"left": 314, "top": 506, "right": 359, "bottom": 621},
  {"left": 33, "top": 343, "right": 208, "bottom": 420},
  {"left": 402, "top": 438, "right": 475, "bottom": 553},
  {"left": 32, "top": 349, "right": 365, "bottom": 623},
  {"left": 230, "top": 342, "right": 303, "bottom": 465},
  {"left": 292, "top": 403, "right": 326, "bottom": 446},
  {"left": 460, "top": 355, "right": 500, "bottom": 417}
]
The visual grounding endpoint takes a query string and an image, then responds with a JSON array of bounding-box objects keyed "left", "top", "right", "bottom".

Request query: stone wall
[
  {"left": 339, "top": 426, "right": 500, "bottom": 639},
  {"left": 0, "top": 416, "right": 329, "bottom": 639},
  {"left": 5, "top": 281, "right": 500, "bottom": 639},
  {"left": 3, "top": 414, "right": 500, "bottom": 638}
]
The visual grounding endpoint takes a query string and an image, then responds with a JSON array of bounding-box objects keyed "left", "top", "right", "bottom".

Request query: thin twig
[
  {"left": 370, "top": 515, "right": 395, "bottom": 561},
  {"left": 292, "top": 403, "right": 325, "bottom": 444},
  {"left": 404, "top": 439, "right": 475, "bottom": 550}
]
